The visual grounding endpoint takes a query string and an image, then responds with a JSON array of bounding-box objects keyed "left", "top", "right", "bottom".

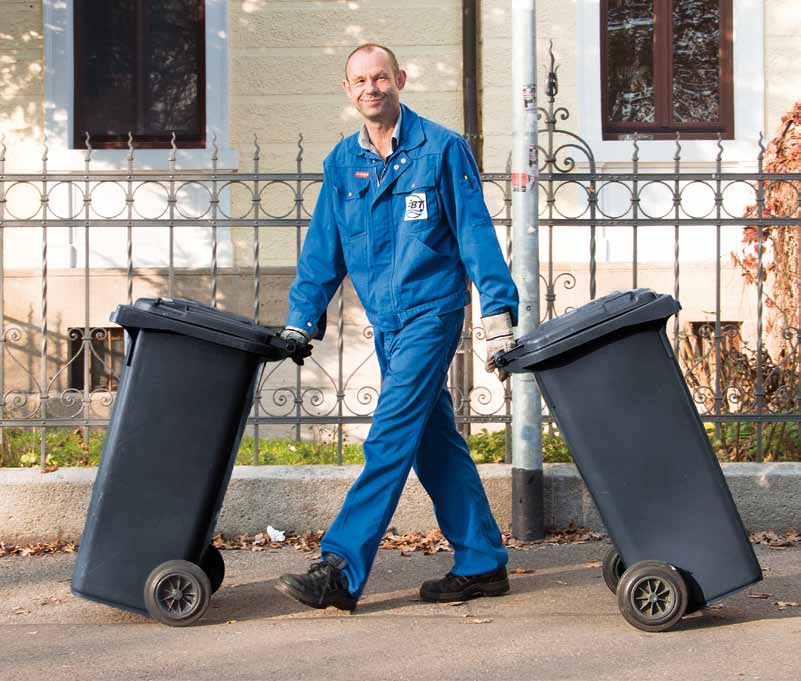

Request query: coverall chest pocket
[
  {"left": 391, "top": 162, "right": 440, "bottom": 233},
  {"left": 335, "top": 176, "right": 370, "bottom": 240}
]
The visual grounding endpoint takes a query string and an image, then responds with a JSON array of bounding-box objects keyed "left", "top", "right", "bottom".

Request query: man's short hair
[{"left": 344, "top": 43, "right": 401, "bottom": 80}]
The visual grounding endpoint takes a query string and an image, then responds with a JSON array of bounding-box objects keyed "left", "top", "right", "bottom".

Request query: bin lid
[
  {"left": 496, "top": 288, "right": 680, "bottom": 371},
  {"left": 517, "top": 288, "right": 660, "bottom": 354},
  {"left": 127, "top": 297, "right": 280, "bottom": 345}
]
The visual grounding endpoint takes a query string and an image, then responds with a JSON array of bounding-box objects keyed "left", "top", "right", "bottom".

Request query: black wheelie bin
[
  {"left": 494, "top": 288, "right": 762, "bottom": 632},
  {"left": 72, "top": 297, "right": 308, "bottom": 626}
]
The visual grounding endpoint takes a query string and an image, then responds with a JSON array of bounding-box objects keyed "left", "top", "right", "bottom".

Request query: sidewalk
[{"left": 1, "top": 540, "right": 799, "bottom": 681}]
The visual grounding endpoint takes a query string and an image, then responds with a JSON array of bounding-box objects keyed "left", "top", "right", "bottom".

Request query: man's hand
[
  {"left": 280, "top": 326, "right": 312, "bottom": 366},
  {"left": 482, "top": 312, "right": 516, "bottom": 381}
]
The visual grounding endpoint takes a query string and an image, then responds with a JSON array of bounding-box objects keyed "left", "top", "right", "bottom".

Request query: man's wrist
[
  {"left": 482, "top": 311, "right": 513, "bottom": 340},
  {"left": 282, "top": 326, "right": 311, "bottom": 342}
]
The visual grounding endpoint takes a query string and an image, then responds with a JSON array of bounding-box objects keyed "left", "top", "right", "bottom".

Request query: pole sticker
[
  {"left": 522, "top": 84, "right": 536, "bottom": 112},
  {"left": 512, "top": 173, "right": 529, "bottom": 193}
]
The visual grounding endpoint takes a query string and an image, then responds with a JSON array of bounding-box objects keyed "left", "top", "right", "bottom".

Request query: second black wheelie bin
[
  {"left": 494, "top": 288, "right": 762, "bottom": 632},
  {"left": 72, "top": 297, "right": 307, "bottom": 626}
]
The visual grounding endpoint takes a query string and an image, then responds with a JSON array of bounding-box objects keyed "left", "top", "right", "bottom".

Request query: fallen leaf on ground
[
  {"left": 510, "top": 568, "right": 536, "bottom": 574},
  {"left": 503, "top": 523, "right": 606, "bottom": 550},
  {"left": 750, "top": 530, "right": 801, "bottom": 548},
  {"left": 773, "top": 601, "right": 800, "bottom": 609},
  {"left": 0, "top": 540, "right": 79, "bottom": 558},
  {"left": 448, "top": 601, "right": 467, "bottom": 607},
  {"left": 225, "top": 620, "right": 237, "bottom": 624},
  {"left": 747, "top": 593, "right": 773, "bottom": 599},
  {"left": 583, "top": 561, "right": 602, "bottom": 569},
  {"left": 380, "top": 529, "right": 453, "bottom": 555},
  {"left": 465, "top": 618, "right": 493, "bottom": 624}
]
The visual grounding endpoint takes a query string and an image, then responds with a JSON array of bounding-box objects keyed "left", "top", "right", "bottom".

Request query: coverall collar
[
  {"left": 358, "top": 106, "right": 402, "bottom": 156},
  {"left": 354, "top": 103, "right": 426, "bottom": 158}
]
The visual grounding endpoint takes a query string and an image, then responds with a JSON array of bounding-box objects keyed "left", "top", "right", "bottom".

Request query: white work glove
[
  {"left": 280, "top": 326, "right": 311, "bottom": 366},
  {"left": 482, "top": 312, "right": 515, "bottom": 382}
]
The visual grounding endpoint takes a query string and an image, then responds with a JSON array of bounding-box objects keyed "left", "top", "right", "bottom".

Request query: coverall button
[
  {"left": 348, "top": 191, "right": 353, "bottom": 197},
  {"left": 400, "top": 158, "right": 407, "bottom": 164},
  {"left": 393, "top": 164, "right": 399, "bottom": 170}
]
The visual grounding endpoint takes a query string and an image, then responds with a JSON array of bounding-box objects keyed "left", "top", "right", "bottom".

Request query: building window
[
  {"left": 601, "top": 0, "right": 733, "bottom": 140},
  {"left": 73, "top": 0, "right": 206, "bottom": 149},
  {"left": 68, "top": 328, "right": 126, "bottom": 391}
]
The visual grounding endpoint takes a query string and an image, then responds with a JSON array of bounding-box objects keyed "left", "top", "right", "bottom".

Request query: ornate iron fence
[{"left": 2, "top": 57, "right": 801, "bottom": 467}]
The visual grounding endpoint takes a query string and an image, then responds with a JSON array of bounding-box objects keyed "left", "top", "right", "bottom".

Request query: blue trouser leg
[
  {"left": 320, "top": 308, "right": 506, "bottom": 596},
  {"left": 413, "top": 386, "right": 508, "bottom": 576}
]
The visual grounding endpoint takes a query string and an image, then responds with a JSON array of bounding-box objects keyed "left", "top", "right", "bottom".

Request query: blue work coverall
[{"left": 286, "top": 103, "right": 519, "bottom": 596}]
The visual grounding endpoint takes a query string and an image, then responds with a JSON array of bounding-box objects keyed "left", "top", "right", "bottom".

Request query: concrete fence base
[{"left": 1, "top": 463, "right": 800, "bottom": 544}]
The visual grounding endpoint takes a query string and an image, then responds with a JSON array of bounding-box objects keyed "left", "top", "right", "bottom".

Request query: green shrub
[
  {"left": 236, "top": 436, "right": 365, "bottom": 465},
  {"left": 466, "top": 427, "right": 574, "bottom": 464},
  {"left": 0, "top": 428, "right": 104, "bottom": 467},
  {"left": 3, "top": 421, "right": 800, "bottom": 467}
]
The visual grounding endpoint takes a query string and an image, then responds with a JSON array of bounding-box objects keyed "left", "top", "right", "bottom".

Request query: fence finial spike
[
  {"left": 758, "top": 131, "right": 766, "bottom": 162},
  {"left": 0, "top": 130, "right": 6, "bottom": 162},
  {"left": 716, "top": 132, "right": 723, "bottom": 163},
  {"left": 673, "top": 131, "right": 682, "bottom": 162},
  {"left": 632, "top": 131, "right": 640, "bottom": 162},
  {"left": 296, "top": 132, "right": 304, "bottom": 162},
  {"left": 169, "top": 131, "right": 177, "bottom": 163},
  {"left": 42, "top": 134, "right": 48, "bottom": 162},
  {"left": 84, "top": 131, "right": 92, "bottom": 161},
  {"left": 127, "top": 131, "right": 134, "bottom": 161},
  {"left": 211, "top": 130, "right": 219, "bottom": 160},
  {"left": 253, "top": 133, "right": 260, "bottom": 160}
]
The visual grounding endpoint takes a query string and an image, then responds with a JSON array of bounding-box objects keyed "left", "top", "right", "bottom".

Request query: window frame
[
  {"left": 68, "top": 327, "right": 126, "bottom": 392},
  {"left": 72, "top": 0, "right": 207, "bottom": 150},
  {"left": 600, "top": 0, "right": 734, "bottom": 140}
]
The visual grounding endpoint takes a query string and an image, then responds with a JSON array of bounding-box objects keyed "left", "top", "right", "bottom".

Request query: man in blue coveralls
[{"left": 275, "top": 44, "right": 519, "bottom": 611}]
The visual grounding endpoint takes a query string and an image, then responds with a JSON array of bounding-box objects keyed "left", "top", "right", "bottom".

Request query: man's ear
[
  {"left": 396, "top": 69, "right": 407, "bottom": 91},
  {"left": 342, "top": 79, "right": 351, "bottom": 97}
]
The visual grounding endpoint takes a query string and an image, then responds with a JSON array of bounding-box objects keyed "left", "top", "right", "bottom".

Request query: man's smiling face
[{"left": 343, "top": 47, "right": 406, "bottom": 125}]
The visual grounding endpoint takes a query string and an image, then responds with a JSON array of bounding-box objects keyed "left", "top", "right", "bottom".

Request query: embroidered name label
[
  {"left": 354, "top": 171, "right": 369, "bottom": 178},
  {"left": 404, "top": 192, "right": 428, "bottom": 221}
]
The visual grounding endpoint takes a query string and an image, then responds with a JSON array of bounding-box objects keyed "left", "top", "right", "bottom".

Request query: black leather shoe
[
  {"left": 275, "top": 553, "right": 357, "bottom": 611},
  {"left": 420, "top": 566, "right": 510, "bottom": 602}
]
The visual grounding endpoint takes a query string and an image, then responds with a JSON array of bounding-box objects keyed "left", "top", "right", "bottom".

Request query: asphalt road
[{"left": 1, "top": 540, "right": 799, "bottom": 681}]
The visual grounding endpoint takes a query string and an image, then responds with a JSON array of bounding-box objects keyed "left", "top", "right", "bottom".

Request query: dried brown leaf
[
  {"left": 773, "top": 600, "right": 800, "bottom": 609},
  {"left": 747, "top": 592, "right": 773, "bottom": 599},
  {"left": 510, "top": 568, "right": 536, "bottom": 575},
  {"left": 465, "top": 618, "right": 493, "bottom": 624}
]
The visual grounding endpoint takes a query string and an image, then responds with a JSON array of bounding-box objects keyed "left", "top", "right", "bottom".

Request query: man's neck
[{"left": 363, "top": 110, "right": 400, "bottom": 160}]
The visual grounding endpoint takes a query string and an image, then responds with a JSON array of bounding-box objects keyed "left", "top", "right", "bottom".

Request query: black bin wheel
[
  {"left": 617, "top": 560, "right": 688, "bottom": 633},
  {"left": 602, "top": 548, "right": 626, "bottom": 593},
  {"left": 200, "top": 545, "right": 225, "bottom": 594},
  {"left": 144, "top": 560, "right": 211, "bottom": 627}
]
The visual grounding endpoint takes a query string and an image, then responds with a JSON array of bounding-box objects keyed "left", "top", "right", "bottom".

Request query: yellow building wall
[
  {"left": 765, "top": 0, "right": 801, "bottom": 136},
  {"left": 0, "top": 1, "right": 43, "bottom": 163},
  {"left": 229, "top": 0, "right": 465, "bottom": 267}
]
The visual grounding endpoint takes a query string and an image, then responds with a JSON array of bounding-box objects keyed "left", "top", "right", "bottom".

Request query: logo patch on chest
[
  {"left": 404, "top": 192, "right": 428, "bottom": 221},
  {"left": 354, "top": 171, "right": 369, "bottom": 178}
]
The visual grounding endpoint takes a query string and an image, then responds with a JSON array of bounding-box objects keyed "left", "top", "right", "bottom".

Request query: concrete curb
[{"left": 1, "top": 463, "right": 800, "bottom": 543}]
